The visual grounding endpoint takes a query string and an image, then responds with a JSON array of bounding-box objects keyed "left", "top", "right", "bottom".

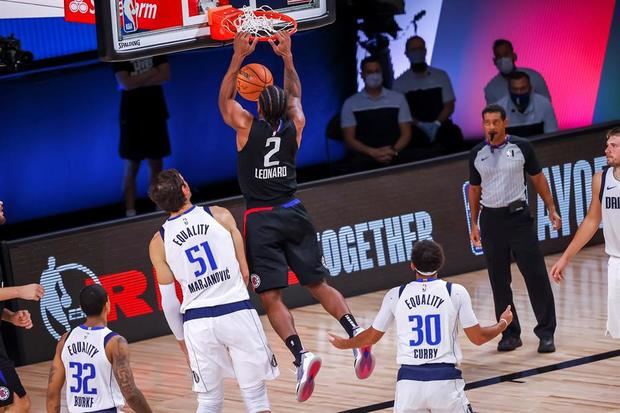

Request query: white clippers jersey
[
  {"left": 602, "top": 168, "right": 620, "bottom": 258},
  {"left": 61, "top": 326, "right": 124, "bottom": 412},
  {"left": 161, "top": 206, "right": 249, "bottom": 312},
  {"left": 372, "top": 280, "right": 478, "bottom": 366}
]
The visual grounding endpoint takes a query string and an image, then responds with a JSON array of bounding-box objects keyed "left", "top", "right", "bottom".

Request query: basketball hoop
[{"left": 209, "top": 5, "right": 297, "bottom": 42}]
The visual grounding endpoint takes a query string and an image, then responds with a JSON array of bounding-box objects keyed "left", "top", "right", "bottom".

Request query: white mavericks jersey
[
  {"left": 602, "top": 168, "right": 620, "bottom": 258},
  {"left": 161, "top": 205, "right": 249, "bottom": 312},
  {"left": 61, "top": 326, "right": 124, "bottom": 412},
  {"left": 373, "top": 279, "right": 478, "bottom": 366}
]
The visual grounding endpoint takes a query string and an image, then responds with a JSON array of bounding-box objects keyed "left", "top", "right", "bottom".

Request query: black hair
[
  {"left": 360, "top": 56, "right": 382, "bottom": 72},
  {"left": 405, "top": 35, "right": 426, "bottom": 50},
  {"left": 258, "top": 85, "right": 288, "bottom": 130},
  {"left": 493, "top": 38, "right": 513, "bottom": 52},
  {"left": 410, "top": 240, "right": 445, "bottom": 274},
  {"left": 508, "top": 70, "right": 531, "bottom": 84},
  {"left": 482, "top": 103, "right": 507, "bottom": 120},
  {"left": 80, "top": 284, "right": 108, "bottom": 317}
]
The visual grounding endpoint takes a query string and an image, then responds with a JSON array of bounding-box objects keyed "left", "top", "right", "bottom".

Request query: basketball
[{"left": 237, "top": 63, "right": 273, "bottom": 101}]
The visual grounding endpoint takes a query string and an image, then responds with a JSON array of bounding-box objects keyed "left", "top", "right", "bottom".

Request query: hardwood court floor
[{"left": 17, "top": 245, "right": 620, "bottom": 412}]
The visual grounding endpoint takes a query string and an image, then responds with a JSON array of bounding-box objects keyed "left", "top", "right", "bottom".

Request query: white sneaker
[
  {"left": 295, "top": 352, "right": 322, "bottom": 402},
  {"left": 353, "top": 328, "right": 375, "bottom": 379}
]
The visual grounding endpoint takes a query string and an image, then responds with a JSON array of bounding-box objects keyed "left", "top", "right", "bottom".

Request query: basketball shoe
[
  {"left": 295, "top": 351, "right": 322, "bottom": 402},
  {"left": 353, "top": 328, "right": 375, "bottom": 379}
]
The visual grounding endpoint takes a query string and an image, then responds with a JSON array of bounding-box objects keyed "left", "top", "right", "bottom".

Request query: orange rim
[{"left": 221, "top": 10, "right": 298, "bottom": 42}]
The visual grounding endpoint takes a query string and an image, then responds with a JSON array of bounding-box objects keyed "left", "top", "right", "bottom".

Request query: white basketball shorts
[
  {"left": 184, "top": 307, "right": 279, "bottom": 392},
  {"left": 607, "top": 256, "right": 620, "bottom": 339}
]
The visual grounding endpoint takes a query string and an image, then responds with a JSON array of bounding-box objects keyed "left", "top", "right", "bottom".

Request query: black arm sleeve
[
  {"left": 514, "top": 138, "right": 542, "bottom": 175},
  {"left": 468, "top": 144, "right": 483, "bottom": 185}
]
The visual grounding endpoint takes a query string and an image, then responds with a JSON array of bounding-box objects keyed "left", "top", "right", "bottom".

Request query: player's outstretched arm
[
  {"left": 109, "top": 336, "right": 152, "bottom": 413},
  {"left": 218, "top": 32, "right": 255, "bottom": 133},
  {"left": 46, "top": 334, "right": 67, "bottom": 413},
  {"left": 550, "top": 171, "right": 603, "bottom": 283},
  {"left": 211, "top": 206, "right": 250, "bottom": 286},
  {"left": 328, "top": 327, "right": 384, "bottom": 350},
  {"left": 464, "top": 305, "right": 513, "bottom": 346},
  {"left": 2, "top": 308, "right": 33, "bottom": 329},
  {"left": 0, "top": 283, "right": 44, "bottom": 302}
]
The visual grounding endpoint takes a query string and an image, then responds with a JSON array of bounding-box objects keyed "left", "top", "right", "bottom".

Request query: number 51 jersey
[
  {"left": 61, "top": 326, "right": 124, "bottom": 412},
  {"left": 161, "top": 205, "right": 249, "bottom": 312}
]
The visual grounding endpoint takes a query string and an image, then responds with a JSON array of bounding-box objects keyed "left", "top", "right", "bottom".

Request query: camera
[{"left": 0, "top": 35, "right": 34, "bottom": 72}]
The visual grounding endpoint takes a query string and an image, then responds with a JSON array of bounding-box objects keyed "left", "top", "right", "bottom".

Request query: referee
[{"left": 468, "top": 104, "right": 561, "bottom": 353}]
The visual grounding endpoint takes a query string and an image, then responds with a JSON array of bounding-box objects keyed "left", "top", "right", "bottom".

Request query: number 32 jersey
[
  {"left": 237, "top": 118, "right": 298, "bottom": 207},
  {"left": 372, "top": 279, "right": 479, "bottom": 366},
  {"left": 61, "top": 326, "right": 124, "bottom": 412},
  {"left": 162, "top": 206, "right": 249, "bottom": 312}
]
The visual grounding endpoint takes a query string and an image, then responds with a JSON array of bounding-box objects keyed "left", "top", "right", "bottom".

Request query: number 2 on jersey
[
  {"left": 408, "top": 314, "right": 441, "bottom": 346},
  {"left": 263, "top": 137, "right": 281, "bottom": 167},
  {"left": 69, "top": 362, "right": 97, "bottom": 394},
  {"left": 185, "top": 241, "right": 218, "bottom": 277}
]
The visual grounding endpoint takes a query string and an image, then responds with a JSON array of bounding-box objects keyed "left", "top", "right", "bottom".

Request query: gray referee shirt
[{"left": 469, "top": 136, "right": 542, "bottom": 208}]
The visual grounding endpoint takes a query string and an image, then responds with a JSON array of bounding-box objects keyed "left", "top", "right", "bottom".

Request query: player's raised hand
[
  {"left": 18, "top": 283, "right": 44, "bottom": 301},
  {"left": 233, "top": 32, "right": 257, "bottom": 58},
  {"left": 550, "top": 258, "right": 567, "bottom": 284},
  {"left": 268, "top": 31, "right": 292, "bottom": 58},
  {"left": 11, "top": 310, "right": 33, "bottom": 329}
]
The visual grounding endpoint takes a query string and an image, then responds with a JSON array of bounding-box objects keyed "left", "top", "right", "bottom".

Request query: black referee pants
[{"left": 480, "top": 206, "right": 556, "bottom": 340}]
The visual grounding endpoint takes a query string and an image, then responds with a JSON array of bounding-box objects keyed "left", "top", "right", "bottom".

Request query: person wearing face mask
[
  {"left": 484, "top": 39, "right": 551, "bottom": 105},
  {"left": 393, "top": 36, "right": 464, "bottom": 157},
  {"left": 494, "top": 71, "right": 558, "bottom": 137},
  {"left": 340, "top": 56, "right": 413, "bottom": 171}
]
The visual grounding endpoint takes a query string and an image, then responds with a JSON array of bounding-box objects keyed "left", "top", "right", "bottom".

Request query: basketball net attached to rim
[{"left": 208, "top": 5, "right": 297, "bottom": 41}]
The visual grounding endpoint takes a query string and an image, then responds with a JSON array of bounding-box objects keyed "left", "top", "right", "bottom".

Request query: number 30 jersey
[
  {"left": 61, "top": 326, "right": 124, "bottom": 412},
  {"left": 372, "top": 279, "right": 479, "bottom": 366},
  {"left": 237, "top": 118, "right": 298, "bottom": 208},
  {"left": 161, "top": 206, "right": 249, "bottom": 312}
]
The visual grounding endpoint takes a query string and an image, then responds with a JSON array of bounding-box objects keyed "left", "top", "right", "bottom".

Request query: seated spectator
[
  {"left": 485, "top": 39, "right": 551, "bottom": 104},
  {"left": 495, "top": 71, "right": 558, "bottom": 137},
  {"left": 393, "top": 36, "right": 464, "bottom": 156},
  {"left": 340, "top": 56, "right": 412, "bottom": 171}
]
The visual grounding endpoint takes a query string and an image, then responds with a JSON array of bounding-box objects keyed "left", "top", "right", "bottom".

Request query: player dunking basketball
[
  {"left": 218, "top": 32, "right": 375, "bottom": 402},
  {"left": 149, "top": 170, "right": 279, "bottom": 413}
]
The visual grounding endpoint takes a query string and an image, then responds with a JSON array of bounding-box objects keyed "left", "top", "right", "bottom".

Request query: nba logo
[
  {"left": 122, "top": 0, "right": 138, "bottom": 33},
  {"left": 462, "top": 182, "right": 484, "bottom": 256}
]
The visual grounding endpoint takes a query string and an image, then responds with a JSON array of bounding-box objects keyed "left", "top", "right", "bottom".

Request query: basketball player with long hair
[
  {"left": 218, "top": 32, "right": 375, "bottom": 402},
  {"left": 551, "top": 127, "right": 620, "bottom": 338},
  {"left": 149, "top": 169, "right": 278, "bottom": 413}
]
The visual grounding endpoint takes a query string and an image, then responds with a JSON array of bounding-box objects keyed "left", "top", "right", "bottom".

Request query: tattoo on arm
[{"left": 112, "top": 337, "right": 152, "bottom": 413}]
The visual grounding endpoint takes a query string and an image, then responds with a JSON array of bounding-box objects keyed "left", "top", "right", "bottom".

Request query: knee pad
[
  {"left": 240, "top": 381, "right": 270, "bottom": 413},
  {"left": 196, "top": 384, "right": 224, "bottom": 413}
]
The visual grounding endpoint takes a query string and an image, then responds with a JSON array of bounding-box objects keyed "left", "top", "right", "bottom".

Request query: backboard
[{"left": 95, "top": 0, "right": 335, "bottom": 61}]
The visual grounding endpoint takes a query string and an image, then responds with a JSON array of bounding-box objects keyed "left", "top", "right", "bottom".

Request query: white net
[{"left": 222, "top": 6, "right": 295, "bottom": 38}]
